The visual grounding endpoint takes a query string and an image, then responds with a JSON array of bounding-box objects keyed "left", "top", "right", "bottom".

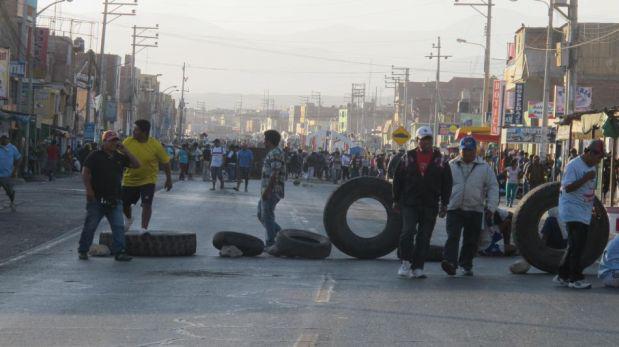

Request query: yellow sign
[{"left": 392, "top": 126, "right": 411, "bottom": 145}]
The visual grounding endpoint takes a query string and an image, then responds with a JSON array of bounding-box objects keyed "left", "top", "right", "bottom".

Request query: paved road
[{"left": 0, "top": 179, "right": 617, "bottom": 346}]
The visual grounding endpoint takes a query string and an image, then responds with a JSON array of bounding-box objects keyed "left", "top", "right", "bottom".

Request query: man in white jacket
[{"left": 442, "top": 136, "right": 499, "bottom": 276}]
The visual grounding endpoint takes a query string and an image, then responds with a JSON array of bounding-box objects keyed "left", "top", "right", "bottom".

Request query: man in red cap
[
  {"left": 78, "top": 130, "right": 140, "bottom": 261},
  {"left": 554, "top": 139, "right": 605, "bottom": 289}
]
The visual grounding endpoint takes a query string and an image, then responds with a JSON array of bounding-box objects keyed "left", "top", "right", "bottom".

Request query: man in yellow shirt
[{"left": 122, "top": 120, "right": 173, "bottom": 233}]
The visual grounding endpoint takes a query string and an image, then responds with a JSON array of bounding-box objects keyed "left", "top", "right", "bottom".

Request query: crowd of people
[{"left": 1, "top": 119, "right": 617, "bottom": 290}]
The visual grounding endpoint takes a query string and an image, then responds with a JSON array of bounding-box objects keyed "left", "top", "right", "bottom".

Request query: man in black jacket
[{"left": 393, "top": 126, "right": 452, "bottom": 278}]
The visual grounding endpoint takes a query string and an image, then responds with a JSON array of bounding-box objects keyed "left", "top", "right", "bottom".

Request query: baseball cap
[
  {"left": 586, "top": 139, "right": 604, "bottom": 154},
  {"left": 0, "top": 132, "right": 8, "bottom": 138},
  {"left": 101, "top": 130, "right": 120, "bottom": 142},
  {"left": 460, "top": 136, "right": 477, "bottom": 151},
  {"left": 416, "top": 126, "right": 433, "bottom": 139}
]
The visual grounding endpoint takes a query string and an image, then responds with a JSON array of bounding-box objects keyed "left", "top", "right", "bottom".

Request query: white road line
[
  {"left": 293, "top": 332, "right": 319, "bottom": 347},
  {"left": 0, "top": 225, "right": 82, "bottom": 268},
  {"left": 314, "top": 274, "right": 335, "bottom": 304}
]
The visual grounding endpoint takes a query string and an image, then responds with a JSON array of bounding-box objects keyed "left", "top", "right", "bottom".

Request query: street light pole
[{"left": 540, "top": 0, "right": 554, "bottom": 161}]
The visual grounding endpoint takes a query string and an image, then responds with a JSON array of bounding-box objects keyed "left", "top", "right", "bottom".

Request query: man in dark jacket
[{"left": 393, "top": 126, "right": 452, "bottom": 278}]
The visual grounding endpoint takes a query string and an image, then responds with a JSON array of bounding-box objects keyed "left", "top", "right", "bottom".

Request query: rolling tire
[
  {"left": 275, "top": 229, "right": 332, "bottom": 259},
  {"left": 99, "top": 231, "right": 196, "bottom": 256},
  {"left": 512, "top": 182, "right": 609, "bottom": 273},
  {"left": 323, "top": 177, "right": 401, "bottom": 259},
  {"left": 212, "top": 231, "right": 264, "bottom": 257},
  {"left": 426, "top": 244, "right": 444, "bottom": 262}
]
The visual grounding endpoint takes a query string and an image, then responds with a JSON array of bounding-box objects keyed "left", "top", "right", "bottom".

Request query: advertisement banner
[
  {"left": 554, "top": 86, "right": 565, "bottom": 118},
  {"left": 84, "top": 122, "right": 95, "bottom": 142},
  {"left": 576, "top": 86, "right": 592, "bottom": 112},
  {"left": 438, "top": 123, "right": 458, "bottom": 136},
  {"left": 504, "top": 126, "right": 556, "bottom": 144},
  {"left": 105, "top": 101, "right": 117, "bottom": 122},
  {"left": 512, "top": 83, "right": 524, "bottom": 125},
  {"left": 0, "top": 48, "right": 9, "bottom": 100},
  {"left": 33, "top": 27, "right": 49, "bottom": 78},
  {"left": 459, "top": 113, "right": 483, "bottom": 127},
  {"left": 10, "top": 61, "right": 25, "bottom": 77},
  {"left": 527, "top": 101, "right": 554, "bottom": 119},
  {"left": 491, "top": 80, "right": 504, "bottom": 135}
]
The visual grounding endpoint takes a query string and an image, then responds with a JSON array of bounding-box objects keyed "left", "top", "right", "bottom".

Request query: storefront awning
[{"left": 455, "top": 127, "right": 500, "bottom": 143}]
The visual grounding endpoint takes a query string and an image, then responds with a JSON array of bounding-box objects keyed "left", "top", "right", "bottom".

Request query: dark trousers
[
  {"left": 444, "top": 210, "right": 483, "bottom": 270},
  {"left": 397, "top": 205, "right": 438, "bottom": 270},
  {"left": 558, "top": 222, "right": 589, "bottom": 282}
]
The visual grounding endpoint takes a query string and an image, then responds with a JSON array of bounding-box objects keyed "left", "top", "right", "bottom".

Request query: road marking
[
  {"left": 314, "top": 274, "right": 335, "bottom": 303},
  {"left": 293, "top": 332, "right": 319, "bottom": 347},
  {"left": 0, "top": 225, "right": 82, "bottom": 268}
]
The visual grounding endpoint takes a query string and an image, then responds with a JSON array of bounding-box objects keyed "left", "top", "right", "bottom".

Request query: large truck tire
[
  {"left": 99, "top": 231, "right": 196, "bottom": 257},
  {"left": 323, "top": 177, "right": 401, "bottom": 259},
  {"left": 512, "top": 182, "right": 609, "bottom": 273},
  {"left": 275, "top": 229, "right": 332, "bottom": 259},
  {"left": 212, "top": 231, "right": 264, "bottom": 257}
]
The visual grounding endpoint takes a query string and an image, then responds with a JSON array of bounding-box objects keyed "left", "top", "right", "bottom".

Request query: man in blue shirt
[
  {"left": 598, "top": 236, "right": 619, "bottom": 288},
  {"left": 236, "top": 144, "right": 254, "bottom": 192},
  {"left": 0, "top": 132, "right": 22, "bottom": 212},
  {"left": 555, "top": 140, "right": 604, "bottom": 290}
]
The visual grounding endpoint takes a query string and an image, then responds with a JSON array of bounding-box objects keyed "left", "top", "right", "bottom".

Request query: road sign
[{"left": 392, "top": 126, "right": 411, "bottom": 145}]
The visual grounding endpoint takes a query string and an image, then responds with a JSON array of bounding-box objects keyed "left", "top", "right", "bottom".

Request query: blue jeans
[
  {"left": 78, "top": 200, "right": 126, "bottom": 253},
  {"left": 505, "top": 182, "right": 518, "bottom": 206},
  {"left": 257, "top": 195, "right": 282, "bottom": 247}
]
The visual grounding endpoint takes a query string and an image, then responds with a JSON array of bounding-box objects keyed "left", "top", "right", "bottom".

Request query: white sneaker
[
  {"left": 124, "top": 217, "right": 133, "bottom": 233},
  {"left": 568, "top": 280, "right": 592, "bottom": 289},
  {"left": 136, "top": 228, "right": 150, "bottom": 235},
  {"left": 552, "top": 275, "right": 568, "bottom": 287},
  {"left": 397, "top": 261, "right": 413, "bottom": 278},
  {"left": 412, "top": 269, "right": 427, "bottom": 279}
]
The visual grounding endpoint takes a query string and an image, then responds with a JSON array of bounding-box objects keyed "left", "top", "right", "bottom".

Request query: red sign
[
  {"left": 490, "top": 80, "right": 504, "bottom": 136},
  {"left": 33, "top": 27, "right": 49, "bottom": 78}
]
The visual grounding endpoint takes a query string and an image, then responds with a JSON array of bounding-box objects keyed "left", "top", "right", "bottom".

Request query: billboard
[
  {"left": 460, "top": 113, "right": 483, "bottom": 127},
  {"left": 0, "top": 48, "right": 9, "bottom": 100},
  {"left": 512, "top": 83, "right": 524, "bottom": 125},
  {"left": 527, "top": 101, "right": 554, "bottom": 119},
  {"left": 438, "top": 123, "right": 458, "bottom": 136},
  {"left": 504, "top": 126, "right": 556, "bottom": 144},
  {"left": 553, "top": 86, "right": 592, "bottom": 115},
  {"left": 491, "top": 80, "right": 504, "bottom": 135},
  {"left": 33, "top": 27, "right": 49, "bottom": 78}
]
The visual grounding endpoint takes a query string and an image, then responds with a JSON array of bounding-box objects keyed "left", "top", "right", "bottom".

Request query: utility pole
[
  {"left": 390, "top": 66, "right": 410, "bottom": 128},
  {"left": 98, "top": 0, "right": 136, "bottom": 132},
  {"left": 565, "top": 0, "right": 578, "bottom": 116},
  {"left": 540, "top": 0, "right": 555, "bottom": 160},
  {"left": 454, "top": 0, "right": 493, "bottom": 121},
  {"left": 426, "top": 37, "right": 451, "bottom": 146},
  {"left": 130, "top": 24, "right": 159, "bottom": 134},
  {"left": 177, "top": 62, "right": 187, "bottom": 140}
]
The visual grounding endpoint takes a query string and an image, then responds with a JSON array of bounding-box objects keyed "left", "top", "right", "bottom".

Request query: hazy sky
[{"left": 39, "top": 0, "right": 618, "bottom": 107}]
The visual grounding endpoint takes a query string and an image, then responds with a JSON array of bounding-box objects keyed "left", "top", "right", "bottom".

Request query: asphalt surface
[{"left": 0, "top": 178, "right": 618, "bottom": 346}]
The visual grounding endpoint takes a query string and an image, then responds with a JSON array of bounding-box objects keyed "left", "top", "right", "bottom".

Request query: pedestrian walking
[
  {"left": 341, "top": 152, "right": 351, "bottom": 181},
  {"left": 202, "top": 144, "right": 212, "bottom": 182},
  {"left": 46, "top": 140, "right": 60, "bottom": 181},
  {"left": 187, "top": 143, "right": 196, "bottom": 180},
  {"left": 259, "top": 130, "right": 286, "bottom": 254},
  {"left": 210, "top": 139, "right": 225, "bottom": 190},
  {"left": 0, "top": 132, "right": 22, "bottom": 212},
  {"left": 226, "top": 145, "right": 238, "bottom": 182},
  {"left": 78, "top": 130, "right": 140, "bottom": 261},
  {"left": 178, "top": 144, "right": 189, "bottom": 181},
  {"left": 554, "top": 140, "right": 605, "bottom": 289},
  {"left": 236, "top": 144, "right": 253, "bottom": 192},
  {"left": 505, "top": 159, "right": 521, "bottom": 207},
  {"left": 332, "top": 151, "right": 342, "bottom": 184},
  {"left": 121, "top": 119, "right": 173, "bottom": 234},
  {"left": 524, "top": 155, "right": 546, "bottom": 190},
  {"left": 193, "top": 143, "right": 202, "bottom": 177},
  {"left": 442, "top": 136, "right": 499, "bottom": 277},
  {"left": 393, "top": 126, "right": 452, "bottom": 279}
]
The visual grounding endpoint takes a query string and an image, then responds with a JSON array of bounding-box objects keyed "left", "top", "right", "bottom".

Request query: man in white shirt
[{"left": 210, "top": 139, "right": 225, "bottom": 190}]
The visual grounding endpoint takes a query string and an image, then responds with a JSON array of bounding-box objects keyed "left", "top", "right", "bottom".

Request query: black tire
[
  {"left": 323, "top": 177, "right": 401, "bottom": 259},
  {"left": 426, "top": 244, "right": 444, "bottom": 262},
  {"left": 99, "top": 231, "right": 196, "bottom": 256},
  {"left": 512, "top": 182, "right": 609, "bottom": 273},
  {"left": 212, "top": 231, "right": 265, "bottom": 257},
  {"left": 275, "top": 229, "right": 332, "bottom": 259}
]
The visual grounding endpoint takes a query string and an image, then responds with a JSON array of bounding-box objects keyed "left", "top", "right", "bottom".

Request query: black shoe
[
  {"left": 233, "top": 187, "right": 239, "bottom": 191},
  {"left": 441, "top": 260, "right": 457, "bottom": 276},
  {"left": 114, "top": 252, "right": 133, "bottom": 261},
  {"left": 78, "top": 252, "right": 88, "bottom": 260}
]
